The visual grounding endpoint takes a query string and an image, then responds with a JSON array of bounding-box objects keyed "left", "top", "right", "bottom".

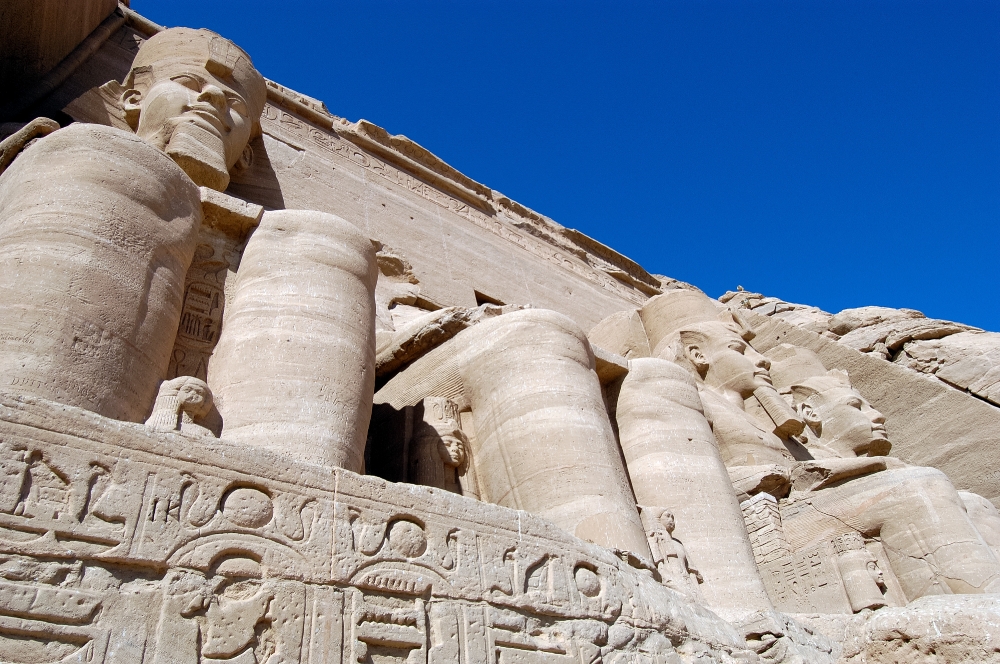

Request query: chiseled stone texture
[
  {"left": 723, "top": 291, "right": 1000, "bottom": 507},
  {"left": 208, "top": 208, "right": 378, "bottom": 471},
  {"left": 1, "top": 12, "right": 998, "bottom": 664},
  {"left": 724, "top": 290, "right": 1000, "bottom": 408},
  {"left": 837, "top": 596, "right": 1000, "bottom": 663},
  {"left": 0, "top": 122, "right": 202, "bottom": 422},
  {"left": 0, "top": 391, "right": 759, "bottom": 664},
  {"left": 376, "top": 308, "right": 653, "bottom": 559}
]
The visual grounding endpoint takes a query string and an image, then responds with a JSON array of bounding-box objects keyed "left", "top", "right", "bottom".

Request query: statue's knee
[
  {"left": 466, "top": 308, "right": 593, "bottom": 368},
  {"left": 253, "top": 209, "right": 376, "bottom": 285}
]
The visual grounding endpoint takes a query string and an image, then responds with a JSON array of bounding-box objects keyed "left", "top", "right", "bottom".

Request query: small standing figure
[
  {"left": 409, "top": 397, "right": 471, "bottom": 495},
  {"left": 833, "top": 531, "right": 888, "bottom": 612},
  {"left": 639, "top": 506, "right": 703, "bottom": 597},
  {"left": 146, "top": 377, "right": 215, "bottom": 437}
]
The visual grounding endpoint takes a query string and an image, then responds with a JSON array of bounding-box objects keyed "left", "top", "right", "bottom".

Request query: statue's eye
[
  {"left": 728, "top": 343, "right": 745, "bottom": 353},
  {"left": 170, "top": 75, "right": 202, "bottom": 92},
  {"left": 228, "top": 96, "right": 249, "bottom": 118}
]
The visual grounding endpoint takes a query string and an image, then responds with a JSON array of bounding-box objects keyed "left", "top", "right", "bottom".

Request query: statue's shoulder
[
  {"left": 44, "top": 122, "right": 152, "bottom": 150},
  {"left": 29, "top": 122, "right": 196, "bottom": 188}
]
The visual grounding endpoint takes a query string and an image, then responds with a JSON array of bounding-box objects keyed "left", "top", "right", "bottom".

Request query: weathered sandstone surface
[{"left": 0, "top": 6, "right": 996, "bottom": 663}]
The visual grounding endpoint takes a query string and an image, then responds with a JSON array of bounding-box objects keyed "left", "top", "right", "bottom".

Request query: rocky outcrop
[{"left": 722, "top": 290, "right": 1000, "bottom": 408}]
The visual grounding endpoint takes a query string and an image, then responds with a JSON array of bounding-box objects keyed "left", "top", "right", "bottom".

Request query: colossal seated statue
[
  {"left": 0, "top": 28, "right": 265, "bottom": 422},
  {"left": 0, "top": 29, "right": 377, "bottom": 472},
  {"left": 374, "top": 308, "right": 652, "bottom": 558},
  {"left": 5, "top": 11, "right": 998, "bottom": 662},
  {"left": 632, "top": 290, "right": 1000, "bottom": 601}
]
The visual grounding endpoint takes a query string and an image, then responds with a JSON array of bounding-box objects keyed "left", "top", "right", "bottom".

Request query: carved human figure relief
[
  {"left": 638, "top": 506, "right": 703, "bottom": 598},
  {"left": 146, "top": 376, "right": 216, "bottom": 437},
  {"left": 409, "top": 397, "right": 470, "bottom": 495},
  {"left": 833, "top": 532, "right": 887, "bottom": 612},
  {"left": 154, "top": 562, "right": 278, "bottom": 664}
]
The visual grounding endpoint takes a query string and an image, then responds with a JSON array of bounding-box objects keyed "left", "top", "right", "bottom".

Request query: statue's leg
[
  {"left": 457, "top": 309, "right": 652, "bottom": 558},
  {"left": 208, "top": 209, "right": 377, "bottom": 472},
  {"left": 784, "top": 466, "right": 1000, "bottom": 599},
  {"left": 616, "top": 357, "right": 773, "bottom": 619},
  {"left": 0, "top": 124, "right": 202, "bottom": 422}
]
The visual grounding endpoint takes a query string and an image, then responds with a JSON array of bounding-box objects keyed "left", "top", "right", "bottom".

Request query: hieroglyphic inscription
[
  {"left": 260, "top": 106, "right": 647, "bottom": 306},
  {"left": 0, "top": 393, "right": 756, "bottom": 663},
  {"left": 759, "top": 546, "right": 852, "bottom": 614}
]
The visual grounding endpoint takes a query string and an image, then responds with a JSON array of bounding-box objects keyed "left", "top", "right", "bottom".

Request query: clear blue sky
[{"left": 133, "top": 0, "right": 1000, "bottom": 331}]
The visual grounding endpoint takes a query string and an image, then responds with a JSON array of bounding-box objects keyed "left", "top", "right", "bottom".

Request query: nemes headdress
[
  {"left": 767, "top": 344, "right": 851, "bottom": 403},
  {"left": 639, "top": 289, "right": 753, "bottom": 359},
  {"left": 640, "top": 290, "right": 805, "bottom": 436},
  {"left": 129, "top": 28, "right": 267, "bottom": 123}
]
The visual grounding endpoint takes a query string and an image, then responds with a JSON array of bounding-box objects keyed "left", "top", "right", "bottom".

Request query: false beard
[{"left": 165, "top": 121, "right": 230, "bottom": 191}]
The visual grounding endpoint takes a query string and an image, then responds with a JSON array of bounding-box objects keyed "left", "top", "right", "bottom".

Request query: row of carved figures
[{"left": 0, "top": 25, "right": 998, "bottom": 625}]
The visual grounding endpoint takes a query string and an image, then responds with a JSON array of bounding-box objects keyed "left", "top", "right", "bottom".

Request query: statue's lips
[
  {"left": 753, "top": 370, "right": 773, "bottom": 385},
  {"left": 871, "top": 424, "right": 888, "bottom": 440}
]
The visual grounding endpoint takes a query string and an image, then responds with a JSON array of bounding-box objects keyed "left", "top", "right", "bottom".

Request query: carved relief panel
[{"left": 0, "top": 394, "right": 750, "bottom": 663}]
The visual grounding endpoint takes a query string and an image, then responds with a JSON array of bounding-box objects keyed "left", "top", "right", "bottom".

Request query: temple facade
[{"left": 0, "top": 4, "right": 998, "bottom": 663}]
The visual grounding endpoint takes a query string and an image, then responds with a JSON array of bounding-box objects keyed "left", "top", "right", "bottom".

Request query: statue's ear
[
  {"left": 121, "top": 88, "right": 142, "bottom": 130},
  {"left": 685, "top": 344, "right": 708, "bottom": 374},
  {"left": 119, "top": 66, "right": 152, "bottom": 130},
  {"left": 797, "top": 401, "right": 822, "bottom": 430},
  {"left": 232, "top": 142, "right": 254, "bottom": 175}
]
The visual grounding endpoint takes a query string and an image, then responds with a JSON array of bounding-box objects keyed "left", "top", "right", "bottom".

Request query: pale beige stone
[
  {"left": 639, "top": 506, "right": 704, "bottom": 598},
  {"left": 3, "top": 9, "right": 999, "bottom": 663},
  {"left": 145, "top": 376, "right": 215, "bottom": 437},
  {"left": 631, "top": 292, "right": 1000, "bottom": 605},
  {"left": 377, "top": 309, "right": 652, "bottom": 557},
  {"left": 208, "top": 208, "right": 377, "bottom": 471},
  {"left": 119, "top": 27, "right": 267, "bottom": 192},
  {"left": 0, "top": 117, "right": 59, "bottom": 172},
  {"left": 407, "top": 396, "right": 471, "bottom": 494},
  {"left": 765, "top": 345, "right": 1000, "bottom": 600},
  {"left": 960, "top": 490, "right": 1000, "bottom": 559},
  {"left": 0, "top": 122, "right": 202, "bottom": 422},
  {"left": 720, "top": 290, "right": 835, "bottom": 335},
  {"left": 376, "top": 302, "right": 529, "bottom": 379},
  {"left": 896, "top": 330, "right": 1000, "bottom": 406},
  {"left": 587, "top": 309, "right": 652, "bottom": 359},
  {"left": 832, "top": 532, "right": 889, "bottom": 612},
  {"left": 0, "top": 389, "right": 768, "bottom": 664},
  {"left": 616, "top": 356, "right": 773, "bottom": 619},
  {"left": 725, "top": 292, "right": 1000, "bottom": 505},
  {"left": 838, "top": 596, "right": 1000, "bottom": 663}
]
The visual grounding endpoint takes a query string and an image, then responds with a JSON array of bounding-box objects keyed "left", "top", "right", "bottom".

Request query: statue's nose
[{"left": 197, "top": 85, "right": 227, "bottom": 112}]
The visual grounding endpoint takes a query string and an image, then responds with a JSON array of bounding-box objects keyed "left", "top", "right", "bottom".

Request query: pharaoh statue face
[
  {"left": 120, "top": 28, "right": 266, "bottom": 191},
  {"left": 658, "top": 511, "right": 675, "bottom": 534},
  {"left": 866, "top": 558, "right": 886, "bottom": 589},
  {"left": 177, "top": 379, "right": 213, "bottom": 419},
  {"left": 675, "top": 322, "right": 773, "bottom": 398},
  {"left": 801, "top": 383, "right": 889, "bottom": 456},
  {"left": 769, "top": 344, "right": 891, "bottom": 456},
  {"left": 437, "top": 428, "right": 467, "bottom": 468}
]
